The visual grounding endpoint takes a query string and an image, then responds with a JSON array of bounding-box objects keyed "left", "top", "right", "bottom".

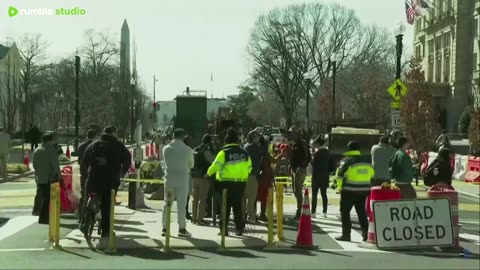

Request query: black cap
[{"left": 347, "top": 141, "right": 360, "bottom": 151}]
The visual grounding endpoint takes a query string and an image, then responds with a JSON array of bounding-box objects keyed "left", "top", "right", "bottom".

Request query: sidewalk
[{"left": 414, "top": 180, "right": 480, "bottom": 198}]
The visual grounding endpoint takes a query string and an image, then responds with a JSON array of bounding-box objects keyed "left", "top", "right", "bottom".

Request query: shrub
[{"left": 7, "top": 163, "right": 30, "bottom": 174}]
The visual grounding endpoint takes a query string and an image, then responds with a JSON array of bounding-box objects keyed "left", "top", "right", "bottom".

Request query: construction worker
[
  {"left": 206, "top": 128, "right": 252, "bottom": 236},
  {"left": 335, "top": 141, "right": 374, "bottom": 242}
]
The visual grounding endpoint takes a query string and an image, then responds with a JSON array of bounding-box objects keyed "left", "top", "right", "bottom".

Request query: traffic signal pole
[{"left": 153, "top": 75, "right": 156, "bottom": 130}]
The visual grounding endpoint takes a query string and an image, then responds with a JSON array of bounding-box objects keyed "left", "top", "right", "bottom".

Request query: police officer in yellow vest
[
  {"left": 335, "top": 141, "right": 374, "bottom": 242},
  {"left": 207, "top": 128, "right": 252, "bottom": 236}
]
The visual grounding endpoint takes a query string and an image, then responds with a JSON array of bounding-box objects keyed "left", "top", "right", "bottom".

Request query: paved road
[{"left": 1, "top": 177, "right": 479, "bottom": 269}]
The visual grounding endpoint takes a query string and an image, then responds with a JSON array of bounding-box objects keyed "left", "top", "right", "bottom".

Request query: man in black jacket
[
  {"left": 82, "top": 126, "right": 131, "bottom": 248},
  {"left": 287, "top": 127, "right": 311, "bottom": 220},
  {"left": 77, "top": 129, "right": 98, "bottom": 223},
  {"left": 311, "top": 135, "right": 330, "bottom": 218}
]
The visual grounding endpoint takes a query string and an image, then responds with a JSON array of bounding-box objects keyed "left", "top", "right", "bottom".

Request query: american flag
[{"left": 405, "top": 0, "right": 415, "bottom": 25}]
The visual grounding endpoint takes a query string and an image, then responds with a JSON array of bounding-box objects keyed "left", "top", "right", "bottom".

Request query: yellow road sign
[
  {"left": 390, "top": 102, "right": 400, "bottom": 109},
  {"left": 387, "top": 79, "right": 408, "bottom": 101}
]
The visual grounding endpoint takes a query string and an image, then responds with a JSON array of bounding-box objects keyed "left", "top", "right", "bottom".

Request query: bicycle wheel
[{"left": 83, "top": 212, "right": 94, "bottom": 241}]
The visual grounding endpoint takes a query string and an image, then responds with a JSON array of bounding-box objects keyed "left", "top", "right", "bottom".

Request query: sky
[{"left": 1, "top": 0, "right": 414, "bottom": 101}]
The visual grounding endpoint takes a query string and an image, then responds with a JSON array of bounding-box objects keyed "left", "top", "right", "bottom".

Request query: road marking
[
  {"left": 460, "top": 233, "right": 480, "bottom": 246},
  {"left": 0, "top": 216, "right": 37, "bottom": 241},
  {"left": 0, "top": 248, "right": 44, "bottom": 252},
  {"left": 0, "top": 209, "right": 32, "bottom": 212}
]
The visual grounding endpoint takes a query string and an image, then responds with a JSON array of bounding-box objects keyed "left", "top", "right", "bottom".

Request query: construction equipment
[
  {"left": 174, "top": 89, "right": 208, "bottom": 145},
  {"left": 328, "top": 126, "right": 382, "bottom": 168}
]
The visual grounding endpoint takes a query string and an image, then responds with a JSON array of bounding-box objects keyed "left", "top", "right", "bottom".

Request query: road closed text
[{"left": 382, "top": 205, "right": 447, "bottom": 241}]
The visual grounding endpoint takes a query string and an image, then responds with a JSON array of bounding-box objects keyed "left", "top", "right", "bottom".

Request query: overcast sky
[{"left": 1, "top": 0, "right": 414, "bottom": 101}]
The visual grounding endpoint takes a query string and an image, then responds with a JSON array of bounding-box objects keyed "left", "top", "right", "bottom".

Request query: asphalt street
[{"left": 0, "top": 176, "right": 479, "bottom": 269}]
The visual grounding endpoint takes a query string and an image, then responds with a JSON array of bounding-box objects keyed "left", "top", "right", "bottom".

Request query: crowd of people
[{"left": 27, "top": 122, "right": 455, "bottom": 249}]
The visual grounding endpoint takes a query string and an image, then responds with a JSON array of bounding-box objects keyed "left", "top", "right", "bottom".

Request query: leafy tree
[
  {"left": 228, "top": 85, "right": 259, "bottom": 129},
  {"left": 401, "top": 59, "right": 441, "bottom": 161}
]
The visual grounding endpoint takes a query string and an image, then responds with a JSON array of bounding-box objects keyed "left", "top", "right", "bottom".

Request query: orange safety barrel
[
  {"left": 366, "top": 186, "right": 402, "bottom": 244},
  {"left": 427, "top": 184, "right": 459, "bottom": 248}
]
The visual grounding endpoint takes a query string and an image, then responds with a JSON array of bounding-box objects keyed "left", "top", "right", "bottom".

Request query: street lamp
[
  {"left": 74, "top": 55, "right": 80, "bottom": 152},
  {"left": 153, "top": 75, "right": 158, "bottom": 131},
  {"left": 394, "top": 23, "right": 406, "bottom": 79},
  {"left": 130, "top": 78, "right": 136, "bottom": 142},
  {"left": 21, "top": 92, "right": 26, "bottom": 159},
  {"left": 303, "top": 72, "right": 314, "bottom": 132},
  {"left": 330, "top": 52, "right": 341, "bottom": 121}
]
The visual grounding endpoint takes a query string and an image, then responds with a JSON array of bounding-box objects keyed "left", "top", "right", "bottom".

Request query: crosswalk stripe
[
  {"left": 0, "top": 216, "right": 38, "bottom": 241},
  {"left": 459, "top": 233, "right": 480, "bottom": 246}
]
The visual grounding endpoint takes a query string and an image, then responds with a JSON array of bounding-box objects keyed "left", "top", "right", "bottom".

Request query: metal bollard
[
  {"left": 164, "top": 189, "right": 173, "bottom": 251},
  {"left": 49, "top": 182, "right": 61, "bottom": 249},
  {"left": 106, "top": 189, "right": 116, "bottom": 252},
  {"left": 218, "top": 189, "right": 227, "bottom": 251},
  {"left": 275, "top": 182, "right": 284, "bottom": 241},
  {"left": 267, "top": 187, "right": 274, "bottom": 247}
]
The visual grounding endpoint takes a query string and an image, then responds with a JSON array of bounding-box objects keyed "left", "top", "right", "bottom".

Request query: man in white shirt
[
  {"left": 0, "top": 127, "right": 10, "bottom": 178},
  {"left": 161, "top": 128, "right": 194, "bottom": 237}
]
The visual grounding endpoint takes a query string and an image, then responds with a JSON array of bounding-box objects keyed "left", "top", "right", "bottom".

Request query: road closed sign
[{"left": 373, "top": 198, "right": 454, "bottom": 249}]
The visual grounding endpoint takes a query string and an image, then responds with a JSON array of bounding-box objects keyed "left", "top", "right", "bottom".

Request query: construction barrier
[
  {"left": 266, "top": 188, "right": 274, "bottom": 248},
  {"left": 427, "top": 185, "right": 459, "bottom": 248},
  {"left": 465, "top": 156, "right": 480, "bottom": 184},
  {"left": 106, "top": 189, "right": 116, "bottom": 252},
  {"left": 453, "top": 154, "right": 469, "bottom": 181},
  {"left": 366, "top": 186, "right": 401, "bottom": 245},
  {"left": 218, "top": 189, "right": 227, "bottom": 251},
  {"left": 163, "top": 188, "right": 172, "bottom": 252},
  {"left": 275, "top": 182, "right": 284, "bottom": 241},
  {"left": 48, "top": 182, "right": 61, "bottom": 249}
]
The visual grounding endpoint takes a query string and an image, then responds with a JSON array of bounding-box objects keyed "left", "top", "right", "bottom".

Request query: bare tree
[
  {"left": 0, "top": 53, "right": 22, "bottom": 133},
  {"left": 18, "top": 34, "right": 50, "bottom": 126},
  {"left": 248, "top": 3, "right": 396, "bottom": 126}
]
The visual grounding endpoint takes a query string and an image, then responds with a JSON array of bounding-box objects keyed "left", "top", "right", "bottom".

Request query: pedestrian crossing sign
[{"left": 387, "top": 79, "right": 408, "bottom": 101}]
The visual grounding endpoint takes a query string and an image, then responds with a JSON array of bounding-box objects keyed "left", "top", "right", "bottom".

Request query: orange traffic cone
[
  {"left": 292, "top": 189, "right": 317, "bottom": 249},
  {"left": 66, "top": 146, "right": 71, "bottom": 158}
]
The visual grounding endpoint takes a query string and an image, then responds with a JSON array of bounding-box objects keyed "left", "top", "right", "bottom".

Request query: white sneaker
[
  {"left": 322, "top": 213, "right": 328, "bottom": 218},
  {"left": 311, "top": 213, "right": 317, "bottom": 218},
  {"left": 96, "top": 237, "right": 109, "bottom": 250}
]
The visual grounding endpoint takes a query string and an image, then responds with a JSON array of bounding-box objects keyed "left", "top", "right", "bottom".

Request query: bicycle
[{"left": 80, "top": 193, "right": 102, "bottom": 241}]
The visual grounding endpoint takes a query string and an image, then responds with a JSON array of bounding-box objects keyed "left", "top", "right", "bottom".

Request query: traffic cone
[
  {"left": 66, "top": 147, "right": 71, "bottom": 158},
  {"left": 292, "top": 189, "right": 317, "bottom": 249},
  {"left": 23, "top": 150, "right": 30, "bottom": 166}
]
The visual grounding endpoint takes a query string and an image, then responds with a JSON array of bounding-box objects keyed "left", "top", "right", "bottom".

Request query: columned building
[{"left": 413, "top": 0, "right": 477, "bottom": 132}]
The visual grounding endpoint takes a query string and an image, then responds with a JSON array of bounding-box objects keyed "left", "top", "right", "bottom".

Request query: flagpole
[{"left": 211, "top": 72, "right": 214, "bottom": 99}]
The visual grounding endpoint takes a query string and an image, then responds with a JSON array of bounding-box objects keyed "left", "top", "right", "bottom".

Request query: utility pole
[
  {"left": 74, "top": 55, "right": 80, "bottom": 152},
  {"left": 130, "top": 79, "right": 135, "bottom": 142}
]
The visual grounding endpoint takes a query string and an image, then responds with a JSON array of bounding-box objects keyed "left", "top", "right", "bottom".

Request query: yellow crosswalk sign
[{"left": 387, "top": 79, "right": 408, "bottom": 101}]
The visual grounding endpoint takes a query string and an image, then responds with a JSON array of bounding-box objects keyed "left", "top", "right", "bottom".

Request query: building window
[
  {"left": 474, "top": 17, "right": 479, "bottom": 38},
  {"left": 428, "top": 39, "right": 434, "bottom": 55},
  {"left": 435, "top": 35, "right": 442, "bottom": 51},
  {"left": 436, "top": 58, "right": 442, "bottom": 82},
  {"left": 428, "top": 61, "right": 434, "bottom": 82},
  {"left": 444, "top": 32, "right": 450, "bottom": 48},
  {"left": 474, "top": 53, "right": 478, "bottom": 72},
  {"left": 438, "top": 0, "right": 444, "bottom": 19},
  {"left": 415, "top": 45, "right": 422, "bottom": 59},
  {"left": 444, "top": 56, "right": 450, "bottom": 82}
]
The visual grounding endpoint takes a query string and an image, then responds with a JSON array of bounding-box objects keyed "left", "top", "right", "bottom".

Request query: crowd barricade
[
  {"left": 453, "top": 154, "right": 469, "bottom": 181},
  {"left": 60, "top": 166, "right": 77, "bottom": 212},
  {"left": 465, "top": 156, "right": 480, "bottom": 184}
]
